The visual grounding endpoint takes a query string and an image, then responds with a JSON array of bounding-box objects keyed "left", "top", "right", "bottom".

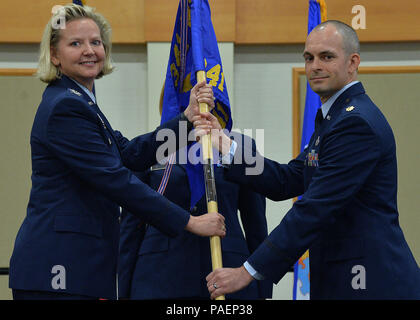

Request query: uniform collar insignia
[
  {"left": 69, "top": 88, "right": 82, "bottom": 96},
  {"left": 346, "top": 106, "right": 355, "bottom": 112}
]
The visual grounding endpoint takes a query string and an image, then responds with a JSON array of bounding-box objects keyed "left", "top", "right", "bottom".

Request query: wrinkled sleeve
[
  {"left": 46, "top": 98, "right": 189, "bottom": 237},
  {"left": 226, "top": 136, "right": 306, "bottom": 201},
  {"left": 247, "top": 115, "right": 381, "bottom": 283}
]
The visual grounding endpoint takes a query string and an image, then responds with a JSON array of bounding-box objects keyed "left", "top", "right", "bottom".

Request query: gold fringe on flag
[{"left": 317, "top": 0, "right": 328, "bottom": 22}]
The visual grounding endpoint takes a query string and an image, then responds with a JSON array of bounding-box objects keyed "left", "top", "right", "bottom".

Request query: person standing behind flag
[
  {"left": 118, "top": 95, "right": 273, "bottom": 300},
  {"left": 9, "top": 3, "right": 225, "bottom": 300},
  {"left": 201, "top": 20, "right": 420, "bottom": 300}
]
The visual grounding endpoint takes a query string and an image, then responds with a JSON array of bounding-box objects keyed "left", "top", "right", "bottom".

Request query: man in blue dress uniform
[{"left": 204, "top": 20, "right": 420, "bottom": 299}]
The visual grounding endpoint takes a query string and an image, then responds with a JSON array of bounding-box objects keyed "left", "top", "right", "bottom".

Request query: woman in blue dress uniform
[{"left": 9, "top": 3, "right": 225, "bottom": 300}]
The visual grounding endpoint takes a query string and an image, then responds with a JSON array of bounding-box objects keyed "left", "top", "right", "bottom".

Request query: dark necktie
[{"left": 314, "top": 108, "right": 324, "bottom": 132}]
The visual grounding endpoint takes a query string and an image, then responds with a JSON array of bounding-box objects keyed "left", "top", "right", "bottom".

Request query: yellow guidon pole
[{"left": 196, "top": 70, "right": 225, "bottom": 300}]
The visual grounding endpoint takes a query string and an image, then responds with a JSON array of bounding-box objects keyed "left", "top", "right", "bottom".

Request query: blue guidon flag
[{"left": 161, "top": 0, "right": 232, "bottom": 209}]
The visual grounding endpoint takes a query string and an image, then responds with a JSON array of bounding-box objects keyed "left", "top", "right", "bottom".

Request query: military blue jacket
[
  {"left": 226, "top": 82, "right": 420, "bottom": 299},
  {"left": 118, "top": 134, "right": 273, "bottom": 299},
  {"left": 9, "top": 75, "right": 192, "bottom": 299}
]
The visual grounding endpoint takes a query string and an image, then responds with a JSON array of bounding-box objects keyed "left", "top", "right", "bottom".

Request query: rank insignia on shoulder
[
  {"left": 69, "top": 89, "right": 82, "bottom": 96},
  {"left": 346, "top": 106, "right": 355, "bottom": 112}
]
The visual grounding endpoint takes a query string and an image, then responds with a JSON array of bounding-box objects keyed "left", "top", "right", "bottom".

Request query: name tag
[{"left": 150, "top": 163, "right": 166, "bottom": 171}]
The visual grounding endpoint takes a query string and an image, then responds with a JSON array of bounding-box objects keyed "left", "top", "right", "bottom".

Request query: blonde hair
[{"left": 37, "top": 3, "right": 114, "bottom": 83}]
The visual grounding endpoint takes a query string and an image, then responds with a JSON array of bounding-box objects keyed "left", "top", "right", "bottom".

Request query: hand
[
  {"left": 192, "top": 112, "right": 232, "bottom": 155},
  {"left": 185, "top": 212, "right": 226, "bottom": 237},
  {"left": 184, "top": 81, "right": 215, "bottom": 122},
  {"left": 206, "top": 266, "right": 254, "bottom": 300}
]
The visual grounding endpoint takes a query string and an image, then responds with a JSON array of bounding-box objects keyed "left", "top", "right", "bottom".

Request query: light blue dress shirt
[{"left": 68, "top": 77, "right": 97, "bottom": 104}]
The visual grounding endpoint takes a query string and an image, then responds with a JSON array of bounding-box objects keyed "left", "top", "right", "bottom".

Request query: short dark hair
[{"left": 313, "top": 20, "right": 360, "bottom": 56}]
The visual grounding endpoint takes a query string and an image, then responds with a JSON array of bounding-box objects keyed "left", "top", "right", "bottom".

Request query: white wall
[{"left": 96, "top": 45, "right": 148, "bottom": 139}]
